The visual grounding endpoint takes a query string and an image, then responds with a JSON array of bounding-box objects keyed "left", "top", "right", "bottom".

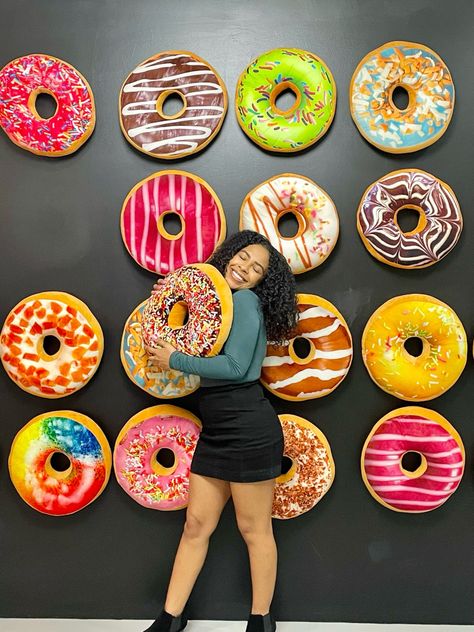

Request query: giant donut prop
[
  {"left": 119, "top": 50, "right": 227, "bottom": 159},
  {"left": 362, "top": 294, "right": 467, "bottom": 401},
  {"left": 9, "top": 411, "right": 111, "bottom": 516},
  {"left": 361, "top": 407, "right": 464, "bottom": 513},
  {"left": 261, "top": 294, "right": 352, "bottom": 400},
  {"left": 120, "top": 170, "right": 226, "bottom": 275},
  {"left": 1, "top": 292, "right": 103, "bottom": 398},
  {"left": 121, "top": 300, "right": 200, "bottom": 398},
  {"left": 273, "top": 414, "right": 335, "bottom": 520},
  {"left": 357, "top": 169, "right": 462, "bottom": 269},
  {"left": 350, "top": 41, "right": 455, "bottom": 153},
  {"left": 142, "top": 264, "right": 233, "bottom": 357},
  {"left": 0, "top": 54, "right": 95, "bottom": 156},
  {"left": 114, "top": 405, "right": 202, "bottom": 510}
]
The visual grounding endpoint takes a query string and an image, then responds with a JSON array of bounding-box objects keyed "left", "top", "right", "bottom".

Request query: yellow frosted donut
[{"left": 362, "top": 294, "right": 467, "bottom": 401}]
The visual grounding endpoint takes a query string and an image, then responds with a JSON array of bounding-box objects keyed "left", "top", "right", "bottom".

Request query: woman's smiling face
[{"left": 224, "top": 243, "right": 270, "bottom": 290}]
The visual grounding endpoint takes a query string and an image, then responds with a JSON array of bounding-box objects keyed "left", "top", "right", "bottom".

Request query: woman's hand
[
  {"left": 145, "top": 339, "right": 176, "bottom": 371},
  {"left": 151, "top": 277, "right": 167, "bottom": 295}
]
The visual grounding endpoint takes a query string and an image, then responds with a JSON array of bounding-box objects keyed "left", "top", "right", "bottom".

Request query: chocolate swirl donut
[
  {"left": 357, "top": 169, "right": 462, "bottom": 269},
  {"left": 119, "top": 51, "right": 227, "bottom": 159}
]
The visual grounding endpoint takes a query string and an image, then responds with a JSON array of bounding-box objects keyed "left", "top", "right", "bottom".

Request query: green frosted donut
[{"left": 235, "top": 48, "right": 336, "bottom": 152}]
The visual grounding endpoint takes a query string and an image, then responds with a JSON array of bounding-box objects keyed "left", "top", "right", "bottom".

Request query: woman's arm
[{"left": 169, "top": 289, "right": 262, "bottom": 380}]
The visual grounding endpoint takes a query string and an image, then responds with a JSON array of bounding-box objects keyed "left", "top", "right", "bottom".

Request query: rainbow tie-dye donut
[
  {"left": 350, "top": 41, "right": 455, "bottom": 153},
  {"left": 114, "top": 405, "right": 202, "bottom": 510},
  {"left": 9, "top": 411, "right": 111, "bottom": 516},
  {"left": 235, "top": 48, "right": 336, "bottom": 152}
]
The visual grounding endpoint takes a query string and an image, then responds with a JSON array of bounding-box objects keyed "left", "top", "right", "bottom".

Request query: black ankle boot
[
  {"left": 143, "top": 609, "right": 188, "bottom": 632},
  {"left": 245, "top": 612, "right": 276, "bottom": 632}
]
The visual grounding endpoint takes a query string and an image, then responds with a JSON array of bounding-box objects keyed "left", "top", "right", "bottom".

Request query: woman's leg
[
  {"left": 230, "top": 479, "right": 277, "bottom": 615},
  {"left": 164, "top": 473, "right": 231, "bottom": 615}
]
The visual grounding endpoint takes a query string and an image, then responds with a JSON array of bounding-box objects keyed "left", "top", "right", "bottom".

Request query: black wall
[{"left": 0, "top": 0, "right": 473, "bottom": 624}]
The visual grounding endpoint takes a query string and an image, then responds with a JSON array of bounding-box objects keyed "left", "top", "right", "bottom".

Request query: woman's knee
[
  {"left": 236, "top": 517, "right": 273, "bottom": 544},
  {"left": 183, "top": 510, "right": 219, "bottom": 540}
]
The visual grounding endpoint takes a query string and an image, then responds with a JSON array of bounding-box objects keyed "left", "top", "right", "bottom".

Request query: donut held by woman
[
  {"left": 121, "top": 300, "right": 199, "bottom": 398},
  {"left": 261, "top": 294, "right": 352, "bottom": 400},
  {"left": 273, "top": 414, "right": 335, "bottom": 520},
  {"left": 357, "top": 169, "right": 462, "bottom": 269},
  {"left": 0, "top": 53, "right": 95, "bottom": 156},
  {"left": 114, "top": 405, "right": 202, "bottom": 510},
  {"left": 142, "top": 264, "right": 233, "bottom": 358},
  {"left": 0, "top": 292, "right": 103, "bottom": 398},
  {"left": 235, "top": 48, "right": 336, "bottom": 152},
  {"left": 9, "top": 410, "right": 111, "bottom": 515},
  {"left": 361, "top": 407, "right": 464, "bottom": 513},
  {"left": 121, "top": 170, "right": 226, "bottom": 275},
  {"left": 240, "top": 173, "right": 339, "bottom": 274},
  {"left": 119, "top": 50, "right": 227, "bottom": 159},
  {"left": 350, "top": 41, "right": 455, "bottom": 153},
  {"left": 362, "top": 294, "right": 467, "bottom": 401}
]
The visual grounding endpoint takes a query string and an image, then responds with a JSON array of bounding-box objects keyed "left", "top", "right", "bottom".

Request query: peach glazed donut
[
  {"left": 142, "top": 264, "right": 233, "bottom": 358},
  {"left": 121, "top": 170, "right": 226, "bottom": 275},
  {"left": 272, "top": 414, "right": 335, "bottom": 520},
  {"left": 0, "top": 292, "right": 103, "bottom": 398},
  {"left": 261, "top": 294, "right": 352, "bottom": 400},
  {"left": 362, "top": 294, "right": 467, "bottom": 401},
  {"left": 114, "top": 405, "right": 202, "bottom": 510},
  {"left": 240, "top": 174, "right": 339, "bottom": 274},
  {"left": 9, "top": 410, "right": 111, "bottom": 516},
  {"left": 0, "top": 54, "right": 95, "bottom": 156},
  {"left": 361, "top": 407, "right": 464, "bottom": 513}
]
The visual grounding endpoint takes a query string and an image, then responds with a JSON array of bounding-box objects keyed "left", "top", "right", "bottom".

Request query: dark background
[{"left": 0, "top": 0, "right": 473, "bottom": 624}]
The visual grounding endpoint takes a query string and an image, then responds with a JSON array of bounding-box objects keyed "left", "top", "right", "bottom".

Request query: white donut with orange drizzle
[
  {"left": 0, "top": 292, "right": 103, "bottom": 398},
  {"left": 361, "top": 407, "right": 465, "bottom": 513},
  {"left": 261, "top": 294, "right": 352, "bottom": 400},
  {"left": 240, "top": 174, "right": 339, "bottom": 274},
  {"left": 273, "top": 414, "right": 335, "bottom": 519}
]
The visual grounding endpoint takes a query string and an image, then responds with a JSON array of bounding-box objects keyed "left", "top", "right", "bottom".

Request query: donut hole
[
  {"left": 277, "top": 210, "right": 305, "bottom": 240},
  {"left": 271, "top": 81, "right": 302, "bottom": 117},
  {"left": 291, "top": 337, "right": 313, "bottom": 361},
  {"left": 400, "top": 451, "right": 427, "bottom": 479},
  {"left": 42, "top": 335, "right": 61, "bottom": 357},
  {"left": 395, "top": 206, "right": 425, "bottom": 235},
  {"left": 275, "top": 88, "right": 298, "bottom": 113},
  {"left": 281, "top": 455, "right": 293, "bottom": 475},
  {"left": 157, "top": 211, "right": 185, "bottom": 241},
  {"left": 403, "top": 337, "right": 424, "bottom": 358},
  {"left": 390, "top": 85, "right": 410, "bottom": 112},
  {"left": 168, "top": 301, "right": 189, "bottom": 329},
  {"left": 156, "top": 90, "right": 187, "bottom": 120},
  {"left": 31, "top": 91, "right": 58, "bottom": 120},
  {"left": 276, "top": 455, "right": 297, "bottom": 484},
  {"left": 152, "top": 447, "right": 177, "bottom": 476},
  {"left": 45, "top": 451, "right": 72, "bottom": 479}
]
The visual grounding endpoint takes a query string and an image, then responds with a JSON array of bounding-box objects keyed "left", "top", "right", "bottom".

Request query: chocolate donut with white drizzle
[
  {"left": 357, "top": 169, "right": 462, "bottom": 269},
  {"left": 119, "top": 50, "right": 227, "bottom": 159}
]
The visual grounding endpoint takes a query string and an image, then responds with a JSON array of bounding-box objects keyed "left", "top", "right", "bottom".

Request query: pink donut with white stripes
[
  {"left": 120, "top": 170, "right": 226, "bottom": 275},
  {"left": 361, "top": 407, "right": 464, "bottom": 513}
]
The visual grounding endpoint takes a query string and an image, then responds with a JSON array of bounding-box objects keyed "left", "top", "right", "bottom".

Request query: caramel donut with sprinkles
[
  {"left": 273, "top": 414, "right": 335, "bottom": 520},
  {"left": 261, "top": 294, "right": 352, "bottom": 400},
  {"left": 0, "top": 292, "right": 103, "bottom": 398}
]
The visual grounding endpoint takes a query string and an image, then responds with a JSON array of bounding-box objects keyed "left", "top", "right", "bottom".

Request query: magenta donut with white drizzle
[{"left": 357, "top": 169, "right": 462, "bottom": 269}]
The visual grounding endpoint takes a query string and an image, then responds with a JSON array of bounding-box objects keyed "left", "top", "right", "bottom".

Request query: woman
[{"left": 144, "top": 230, "right": 298, "bottom": 632}]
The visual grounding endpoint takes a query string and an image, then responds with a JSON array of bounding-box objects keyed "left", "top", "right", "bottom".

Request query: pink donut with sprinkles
[
  {"left": 120, "top": 170, "right": 226, "bottom": 275},
  {"left": 361, "top": 407, "right": 465, "bottom": 513},
  {"left": 0, "top": 54, "right": 95, "bottom": 156},
  {"left": 114, "top": 405, "right": 202, "bottom": 511}
]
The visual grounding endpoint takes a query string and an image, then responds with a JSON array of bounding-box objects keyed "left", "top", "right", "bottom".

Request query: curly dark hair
[{"left": 208, "top": 230, "right": 298, "bottom": 344}]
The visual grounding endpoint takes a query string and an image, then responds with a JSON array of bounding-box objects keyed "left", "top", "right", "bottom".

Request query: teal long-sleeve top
[{"left": 169, "top": 288, "right": 267, "bottom": 387}]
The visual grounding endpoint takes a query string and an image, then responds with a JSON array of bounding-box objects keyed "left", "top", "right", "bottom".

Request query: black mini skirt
[{"left": 191, "top": 380, "right": 284, "bottom": 483}]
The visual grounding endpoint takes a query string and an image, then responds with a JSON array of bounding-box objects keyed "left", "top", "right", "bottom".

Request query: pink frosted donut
[
  {"left": 361, "top": 407, "right": 465, "bottom": 513},
  {"left": 120, "top": 170, "right": 226, "bottom": 275},
  {"left": 114, "top": 405, "right": 202, "bottom": 511},
  {"left": 0, "top": 54, "right": 95, "bottom": 156}
]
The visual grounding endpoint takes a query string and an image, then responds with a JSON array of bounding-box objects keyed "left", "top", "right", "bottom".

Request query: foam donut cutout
[
  {"left": 121, "top": 299, "right": 200, "bottom": 398},
  {"left": 120, "top": 170, "right": 226, "bottom": 275},
  {"left": 361, "top": 407, "right": 464, "bottom": 513},
  {"left": 119, "top": 50, "right": 227, "bottom": 159},
  {"left": 272, "top": 414, "right": 335, "bottom": 519},
  {"left": 9, "top": 410, "right": 111, "bottom": 516},
  {"left": 114, "top": 405, "right": 202, "bottom": 510}
]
